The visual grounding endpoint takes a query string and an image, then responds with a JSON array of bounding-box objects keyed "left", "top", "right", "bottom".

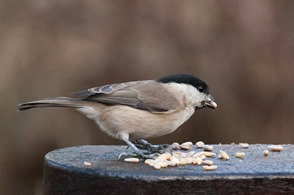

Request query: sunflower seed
[
  {"left": 124, "top": 158, "right": 140, "bottom": 163},
  {"left": 157, "top": 152, "right": 171, "bottom": 161},
  {"left": 263, "top": 149, "right": 270, "bottom": 157},
  {"left": 195, "top": 141, "right": 205, "bottom": 148},
  {"left": 171, "top": 142, "right": 181, "bottom": 150},
  {"left": 180, "top": 141, "right": 193, "bottom": 150},
  {"left": 235, "top": 152, "right": 245, "bottom": 158},
  {"left": 203, "top": 145, "right": 214, "bottom": 151},
  {"left": 202, "top": 165, "right": 217, "bottom": 171},
  {"left": 202, "top": 160, "right": 214, "bottom": 166},
  {"left": 219, "top": 150, "right": 230, "bottom": 160},
  {"left": 83, "top": 161, "right": 92, "bottom": 167},
  {"left": 202, "top": 151, "right": 216, "bottom": 157},
  {"left": 239, "top": 143, "right": 249, "bottom": 148},
  {"left": 268, "top": 145, "right": 283, "bottom": 152}
]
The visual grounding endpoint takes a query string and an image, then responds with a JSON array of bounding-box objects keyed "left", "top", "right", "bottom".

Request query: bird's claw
[{"left": 134, "top": 140, "right": 169, "bottom": 154}]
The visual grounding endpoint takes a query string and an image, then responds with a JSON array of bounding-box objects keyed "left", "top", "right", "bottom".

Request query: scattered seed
[
  {"left": 193, "top": 157, "right": 203, "bottom": 165},
  {"left": 239, "top": 143, "right": 249, "bottom": 148},
  {"left": 186, "top": 157, "right": 194, "bottom": 164},
  {"left": 219, "top": 150, "right": 230, "bottom": 160},
  {"left": 124, "top": 158, "right": 140, "bottom": 163},
  {"left": 186, "top": 158, "right": 194, "bottom": 165},
  {"left": 141, "top": 141, "right": 275, "bottom": 170},
  {"left": 202, "top": 160, "right": 214, "bottom": 166},
  {"left": 195, "top": 141, "right": 205, "bottom": 148},
  {"left": 263, "top": 149, "right": 270, "bottom": 157},
  {"left": 192, "top": 151, "right": 204, "bottom": 158},
  {"left": 182, "top": 141, "right": 193, "bottom": 146},
  {"left": 170, "top": 156, "right": 179, "bottom": 162},
  {"left": 83, "top": 161, "right": 92, "bottom": 167},
  {"left": 172, "top": 151, "right": 185, "bottom": 158},
  {"left": 157, "top": 152, "right": 171, "bottom": 161},
  {"left": 166, "top": 159, "right": 178, "bottom": 166},
  {"left": 153, "top": 163, "right": 161, "bottom": 170},
  {"left": 235, "top": 152, "right": 245, "bottom": 159},
  {"left": 178, "top": 158, "right": 188, "bottom": 165},
  {"left": 203, "top": 165, "right": 217, "bottom": 171},
  {"left": 145, "top": 159, "right": 156, "bottom": 166},
  {"left": 202, "top": 151, "right": 217, "bottom": 157},
  {"left": 184, "top": 151, "right": 196, "bottom": 157},
  {"left": 180, "top": 141, "right": 193, "bottom": 150},
  {"left": 159, "top": 161, "right": 169, "bottom": 168},
  {"left": 171, "top": 142, "right": 181, "bottom": 150},
  {"left": 268, "top": 145, "right": 283, "bottom": 152},
  {"left": 203, "top": 145, "right": 214, "bottom": 151},
  {"left": 179, "top": 144, "right": 192, "bottom": 150}
]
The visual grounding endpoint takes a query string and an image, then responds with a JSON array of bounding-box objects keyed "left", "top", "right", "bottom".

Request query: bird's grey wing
[
  {"left": 72, "top": 82, "right": 135, "bottom": 97},
  {"left": 73, "top": 81, "right": 180, "bottom": 112}
]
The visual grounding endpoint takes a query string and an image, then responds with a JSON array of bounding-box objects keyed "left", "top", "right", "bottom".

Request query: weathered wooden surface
[{"left": 44, "top": 145, "right": 294, "bottom": 195}]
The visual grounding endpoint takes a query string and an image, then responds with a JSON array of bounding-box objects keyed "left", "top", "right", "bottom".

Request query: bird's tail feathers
[{"left": 17, "top": 97, "right": 84, "bottom": 111}]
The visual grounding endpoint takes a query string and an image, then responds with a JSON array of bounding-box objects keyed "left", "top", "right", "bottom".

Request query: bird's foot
[
  {"left": 121, "top": 139, "right": 166, "bottom": 160},
  {"left": 134, "top": 140, "right": 169, "bottom": 154}
]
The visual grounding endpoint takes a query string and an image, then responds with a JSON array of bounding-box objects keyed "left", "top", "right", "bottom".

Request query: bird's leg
[
  {"left": 119, "top": 139, "right": 157, "bottom": 160},
  {"left": 134, "top": 139, "right": 169, "bottom": 154}
]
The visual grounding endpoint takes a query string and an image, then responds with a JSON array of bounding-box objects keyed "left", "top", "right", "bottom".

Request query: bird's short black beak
[{"left": 204, "top": 94, "right": 217, "bottom": 109}]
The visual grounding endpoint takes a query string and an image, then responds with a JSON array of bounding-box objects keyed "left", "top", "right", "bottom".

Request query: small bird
[{"left": 18, "top": 74, "right": 217, "bottom": 158}]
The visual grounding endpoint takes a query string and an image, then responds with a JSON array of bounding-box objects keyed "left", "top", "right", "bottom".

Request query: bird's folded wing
[{"left": 72, "top": 81, "right": 180, "bottom": 112}]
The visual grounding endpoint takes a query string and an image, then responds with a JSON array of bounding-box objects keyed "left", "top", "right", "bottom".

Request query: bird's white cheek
[{"left": 175, "top": 84, "right": 205, "bottom": 107}]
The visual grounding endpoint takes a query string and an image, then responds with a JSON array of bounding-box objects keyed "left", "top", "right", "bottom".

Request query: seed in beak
[
  {"left": 210, "top": 101, "right": 217, "bottom": 109},
  {"left": 205, "top": 95, "right": 217, "bottom": 109}
]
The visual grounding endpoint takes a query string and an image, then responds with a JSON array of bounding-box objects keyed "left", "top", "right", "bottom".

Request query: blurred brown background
[{"left": 1, "top": 0, "right": 294, "bottom": 194}]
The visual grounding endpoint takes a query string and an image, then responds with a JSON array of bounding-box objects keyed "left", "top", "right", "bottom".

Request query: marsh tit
[{"left": 18, "top": 74, "right": 217, "bottom": 158}]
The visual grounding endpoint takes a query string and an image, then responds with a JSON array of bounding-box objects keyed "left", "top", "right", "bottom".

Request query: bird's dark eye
[{"left": 198, "top": 86, "right": 204, "bottom": 92}]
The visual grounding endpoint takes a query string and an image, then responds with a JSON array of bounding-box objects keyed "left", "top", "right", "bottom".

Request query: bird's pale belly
[{"left": 100, "top": 105, "right": 195, "bottom": 141}]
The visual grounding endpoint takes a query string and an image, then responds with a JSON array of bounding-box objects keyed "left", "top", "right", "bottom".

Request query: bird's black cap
[{"left": 158, "top": 74, "right": 209, "bottom": 93}]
